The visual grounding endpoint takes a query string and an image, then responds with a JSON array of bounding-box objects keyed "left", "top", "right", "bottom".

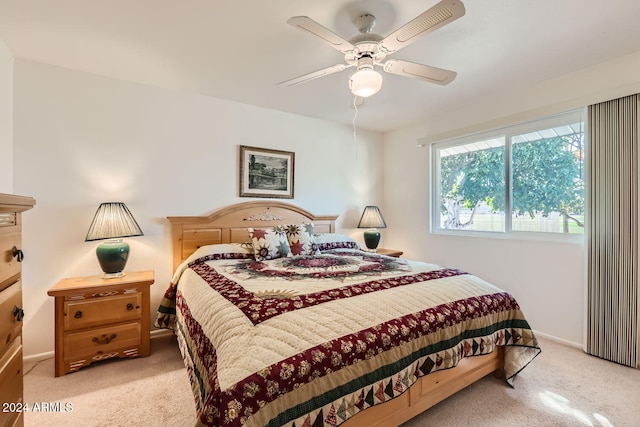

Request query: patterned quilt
[{"left": 155, "top": 245, "right": 540, "bottom": 427}]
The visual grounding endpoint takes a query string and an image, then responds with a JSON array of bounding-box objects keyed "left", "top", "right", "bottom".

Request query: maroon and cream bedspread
[{"left": 155, "top": 244, "right": 540, "bottom": 427}]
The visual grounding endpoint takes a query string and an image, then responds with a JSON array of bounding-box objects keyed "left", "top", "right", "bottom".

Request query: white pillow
[
  {"left": 314, "top": 233, "right": 361, "bottom": 251},
  {"left": 171, "top": 243, "right": 253, "bottom": 283}
]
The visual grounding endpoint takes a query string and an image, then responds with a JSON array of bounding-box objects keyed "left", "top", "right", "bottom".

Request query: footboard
[{"left": 342, "top": 348, "right": 504, "bottom": 427}]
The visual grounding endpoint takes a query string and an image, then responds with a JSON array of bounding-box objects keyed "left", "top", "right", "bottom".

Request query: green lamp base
[
  {"left": 96, "top": 239, "right": 130, "bottom": 278},
  {"left": 363, "top": 229, "right": 381, "bottom": 251}
]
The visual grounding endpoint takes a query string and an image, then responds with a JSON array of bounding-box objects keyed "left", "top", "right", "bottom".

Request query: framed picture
[{"left": 239, "top": 145, "right": 295, "bottom": 199}]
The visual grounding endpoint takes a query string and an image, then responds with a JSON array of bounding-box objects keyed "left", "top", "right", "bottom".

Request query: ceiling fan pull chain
[{"left": 352, "top": 95, "right": 359, "bottom": 160}]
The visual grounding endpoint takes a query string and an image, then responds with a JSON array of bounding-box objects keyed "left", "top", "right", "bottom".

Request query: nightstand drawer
[
  {"left": 0, "top": 281, "right": 22, "bottom": 357},
  {"left": 64, "top": 293, "right": 142, "bottom": 330},
  {"left": 64, "top": 322, "right": 141, "bottom": 360}
]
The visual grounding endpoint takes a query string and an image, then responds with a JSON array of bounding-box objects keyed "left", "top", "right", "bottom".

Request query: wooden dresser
[
  {"left": 47, "top": 270, "right": 154, "bottom": 376},
  {"left": 0, "top": 193, "right": 35, "bottom": 427}
]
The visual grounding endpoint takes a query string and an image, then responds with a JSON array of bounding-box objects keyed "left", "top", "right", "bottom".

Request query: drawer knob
[
  {"left": 126, "top": 303, "right": 134, "bottom": 311},
  {"left": 12, "top": 246, "right": 24, "bottom": 262},
  {"left": 13, "top": 305, "right": 24, "bottom": 321},
  {"left": 92, "top": 334, "right": 117, "bottom": 345},
  {"left": 74, "top": 311, "right": 83, "bottom": 318}
]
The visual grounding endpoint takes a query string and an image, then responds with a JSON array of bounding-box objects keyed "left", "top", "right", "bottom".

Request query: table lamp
[
  {"left": 357, "top": 206, "right": 387, "bottom": 252},
  {"left": 85, "top": 202, "right": 143, "bottom": 278}
]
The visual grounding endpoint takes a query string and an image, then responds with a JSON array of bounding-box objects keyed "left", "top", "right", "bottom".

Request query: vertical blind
[{"left": 587, "top": 94, "right": 639, "bottom": 367}]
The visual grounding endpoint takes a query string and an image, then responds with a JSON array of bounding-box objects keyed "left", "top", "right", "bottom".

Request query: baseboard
[
  {"left": 533, "top": 330, "right": 582, "bottom": 350},
  {"left": 24, "top": 350, "right": 54, "bottom": 364},
  {"left": 23, "top": 329, "right": 176, "bottom": 363},
  {"left": 151, "top": 328, "right": 175, "bottom": 339}
]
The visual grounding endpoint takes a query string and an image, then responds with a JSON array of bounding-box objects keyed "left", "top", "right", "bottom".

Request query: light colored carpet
[
  {"left": 23, "top": 334, "right": 640, "bottom": 426},
  {"left": 24, "top": 333, "right": 195, "bottom": 427}
]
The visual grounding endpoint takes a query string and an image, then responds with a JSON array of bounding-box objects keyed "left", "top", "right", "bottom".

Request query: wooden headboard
[{"left": 167, "top": 201, "right": 338, "bottom": 270}]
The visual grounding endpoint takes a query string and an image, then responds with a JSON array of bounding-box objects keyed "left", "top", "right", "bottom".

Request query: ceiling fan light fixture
[
  {"left": 282, "top": 2, "right": 465, "bottom": 95},
  {"left": 349, "top": 68, "right": 383, "bottom": 98}
]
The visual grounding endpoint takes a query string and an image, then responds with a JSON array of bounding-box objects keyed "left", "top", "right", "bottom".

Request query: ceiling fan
[{"left": 278, "top": 0, "right": 465, "bottom": 98}]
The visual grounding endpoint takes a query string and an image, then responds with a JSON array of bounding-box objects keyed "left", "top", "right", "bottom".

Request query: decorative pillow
[
  {"left": 285, "top": 223, "right": 320, "bottom": 256},
  {"left": 248, "top": 226, "right": 293, "bottom": 261},
  {"left": 314, "top": 233, "right": 361, "bottom": 251}
]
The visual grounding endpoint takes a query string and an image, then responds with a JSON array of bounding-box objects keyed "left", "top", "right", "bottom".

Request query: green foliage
[
  {"left": 441, "top": 146, "right": 505, "bottom": 212},
  {"left": 512, "top": 136, "right": 583, "bottom": 218},
  {"left": 439, "top": 133, "right": 584, "bottom": 232}
]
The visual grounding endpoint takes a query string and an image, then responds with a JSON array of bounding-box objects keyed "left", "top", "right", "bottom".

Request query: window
[{"left": 432, "top": 110, "right": 585, "bottom": 236}]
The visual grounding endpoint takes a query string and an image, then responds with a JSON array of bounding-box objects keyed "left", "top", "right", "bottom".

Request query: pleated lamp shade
[
  {"left": 86, "top": 202, "right": 143, "bottom": 278},
  {"left": 357, "top": 206, "right": 386, "bottom": 251}
]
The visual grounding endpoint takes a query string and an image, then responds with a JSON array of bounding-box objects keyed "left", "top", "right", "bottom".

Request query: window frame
[{"left": 430, "top": 109, "right": 586, "bottom": 242}]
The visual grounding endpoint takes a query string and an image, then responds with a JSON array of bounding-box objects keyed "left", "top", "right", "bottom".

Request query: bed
[{"left": 155, "top": 201, "right": 540, "bottom": 427}]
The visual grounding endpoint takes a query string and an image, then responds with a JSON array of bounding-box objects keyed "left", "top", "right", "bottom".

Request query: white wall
[
  {"left": 12, "top": 60, "right": 384, "bottom": 357},
  {"left": 13, "top": 48, "right": 640, "bottom": 355},
  {"left": 383, "top": 50, "right": 640, "bottom": 346},
  {"left": 0, "top": 38, "right": 13, "bottom": 192}
]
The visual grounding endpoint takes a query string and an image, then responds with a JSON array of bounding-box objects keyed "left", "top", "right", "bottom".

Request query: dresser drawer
[
  {"left": 0, "top": 231, "right": 21, "bottom": 292},
  {"left": 0, "top": 281, "right": 22, "bottom": 358},
  {"left": 64, "top": 322, "right": 141, "bottom": 360},
  {"left": 0, "top": 338, "right": 23, "bottom": 413},
  {"left": 64, "top": 292, "right": 142, "bottom": 331}
]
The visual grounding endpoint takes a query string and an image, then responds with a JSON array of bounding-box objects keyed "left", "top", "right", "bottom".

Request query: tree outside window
[{"left": 434, "top": 112, "right": 585, "bottom": 235}]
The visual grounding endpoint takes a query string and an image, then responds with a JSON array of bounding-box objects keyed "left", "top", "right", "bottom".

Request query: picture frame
[{"left": 239, "top": 145, "right": 295, "bottom": 199}]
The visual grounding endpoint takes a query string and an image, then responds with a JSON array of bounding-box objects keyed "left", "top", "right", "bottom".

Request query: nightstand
[
  {"left": 47, "top": 270, "right": 154, "bottom": 377},
  {"left": 376, "top": 248, "right": 403, "bottom": 257}
]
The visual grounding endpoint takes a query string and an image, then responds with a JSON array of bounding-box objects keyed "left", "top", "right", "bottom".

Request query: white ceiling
[{"left": 1, "top": 0, "right": 639, "bottom": 133}]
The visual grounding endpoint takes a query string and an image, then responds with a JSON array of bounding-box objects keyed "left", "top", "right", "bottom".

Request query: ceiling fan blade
[
  {"left": 380, "top": 0, "right": 465, "bottom": 54},
  {"left": 287, "top": 16, "right": 355, "bottom": 54},
  {"left": 278, "top": 64, "right": 352, "bottom": 87},
  {"left": 383, "top": 59, "right": 457, "bottom": 85}
]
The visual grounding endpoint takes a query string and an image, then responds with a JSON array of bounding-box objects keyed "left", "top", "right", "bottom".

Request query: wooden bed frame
[
  {"left": 167, "top": 200, "right": 504, "bottom": 427},
  {"left": 168, "top": 200, "right": 338, "bottom": 271}
]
